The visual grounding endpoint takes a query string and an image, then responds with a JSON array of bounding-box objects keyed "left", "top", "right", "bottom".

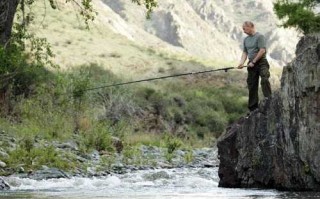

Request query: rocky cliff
[{"left": 217, "top": 34, "right": 320, "bottom": 191}]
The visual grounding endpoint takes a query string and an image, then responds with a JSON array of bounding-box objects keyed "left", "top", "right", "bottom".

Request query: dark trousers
[{"left": 247, "top": 58, "right": 272, "bottom": 111}]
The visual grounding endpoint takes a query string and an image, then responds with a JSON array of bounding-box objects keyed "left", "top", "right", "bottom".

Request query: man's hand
[
  {"left": 237, "top": 63, "right": 244, "bottom": 69},
  {"left": 248, "top": 62, "right": 255, "bottom": 67}
]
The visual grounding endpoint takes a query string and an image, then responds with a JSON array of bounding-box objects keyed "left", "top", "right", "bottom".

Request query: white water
[{"left": 0, "top": 167, "right": 293, "bottom": 199}]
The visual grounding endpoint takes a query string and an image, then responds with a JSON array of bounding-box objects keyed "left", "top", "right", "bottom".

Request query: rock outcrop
[{"left": 217, "top": 34, "right": 320, "bottom": 191}]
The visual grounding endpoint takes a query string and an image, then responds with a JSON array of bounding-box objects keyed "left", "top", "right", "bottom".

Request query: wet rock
[
  {"left": 175, "top": 150, "right": 185, "bottom": 157},
  {"left": 0, "top": 133, "right": 16, "bottom": 151},
  {"left": 203, "top": 162, "right": 216, "bottom": 168},
  {"left": 111, "top": 162, "right": 126, "bottom": 174},
  {"left": 18, "top": 167, "right": 25, "bottom": 173},
  {"left": 144, "top": 171, "right": 170, "bottom": 181},
  {"left": 0, "top": 177, "right": 10, "bottom": 190},
  {"left": 76, "top": 155, "right": 87, "bottom": 163},
  {"left": 26, "top": 168, "right": 70, "bottom": 180},
  {"left": 55, "top": 141, "right": 78, "bottom": 151},
  {"left": 194, "top": 149, "right": 209, "bottom": 158},
  {"left": 86, "top": 167, "right": 97, "bottom": 177},
  {"left": 90, "top": 150, "right": 100, "bottom": 161},
  {"left": 218, "top": 34, "right": 320, "bottom": 191},
  {"left": 41, "top": 165, "right": 49, "bottom": 170},
  {"left": 156, "top": 162, "right": 172, "bottom": 169}
]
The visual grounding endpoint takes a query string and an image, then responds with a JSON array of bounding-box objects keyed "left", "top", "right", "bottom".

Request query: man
[{"left": 238, "top": 21, "right": 272, "bottom": 114}]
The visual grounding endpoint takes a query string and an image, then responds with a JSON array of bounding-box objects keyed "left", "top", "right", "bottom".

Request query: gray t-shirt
[{"left": 243, "top": 32, "right": 266, "bottom": 61}]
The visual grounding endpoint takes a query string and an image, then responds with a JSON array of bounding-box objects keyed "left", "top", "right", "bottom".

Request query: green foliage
[
  {"left": 1, "top": 64, "right": 247, "bottom": 159},
  {"left": 70, "top": 67, "right": 92, "bottom": 99},
  {"left": 98, "top": 154, "right": 116, "bottom": 170},
  {"left": 79, "top": 122, "right": 114, "bottom": 152},
  {"left": 134, "top": 80, "right": 247, "bottom": 139},
  {"left": 184, "top": 149, "right": 194, "bottom": 164},
  {"left": 162, "top": 134, "right": 183, "bottom": 162},
  {"left": 5, "top": 136, "right": 74, "bottom": 171},
  {"left": 165, "top": 135, "right": 182, "bottom": 154},
  {"left": 0, "top": 19, "right": 55, "bottom": 116},
  {"left": 274, "top": 0, "right": 320, "bottom": 34},
  {"left": 122, "top": 145, "right": 143, "bottom": 165}
]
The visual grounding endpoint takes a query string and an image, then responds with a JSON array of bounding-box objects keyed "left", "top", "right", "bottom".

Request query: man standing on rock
[{"left": 238, "top": 21, "right": 272, "bottom": 114}]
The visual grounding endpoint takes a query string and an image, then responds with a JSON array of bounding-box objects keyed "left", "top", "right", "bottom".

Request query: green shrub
[
  {"left": 184, "top": 149, "right": 194, "bottom": 164},
  {"left": 6, "top": 141, "right": 74, "bottom": 171},
  {"left": 79, "top": 122, "right": 114, "bottom": 152},
  {"left": 274, "top": 0, "right": 320, "bottom": 34}
]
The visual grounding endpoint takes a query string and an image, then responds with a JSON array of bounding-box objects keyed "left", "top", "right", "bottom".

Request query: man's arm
[{"left": 238, "top": 52, "right": 248, "bottom": 69}]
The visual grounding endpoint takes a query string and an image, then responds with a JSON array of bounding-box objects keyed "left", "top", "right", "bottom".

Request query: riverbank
[
  {"left": 0, "top": 127, "right": 219, "bottom": 189},
  {"left": 0, "top": 62, "right": 248, "bottom": 188}
]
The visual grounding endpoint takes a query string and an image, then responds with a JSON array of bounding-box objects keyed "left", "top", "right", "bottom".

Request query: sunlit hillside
[
  {"left": 27, "top": 0, "right": 296, "bottom": 82},
  {"left": 27, "top": 1, "right": 235, "bottom": 81}
]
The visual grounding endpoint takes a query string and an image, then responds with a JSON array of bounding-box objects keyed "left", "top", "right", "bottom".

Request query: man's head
[{"left": 242, "top": 21, "right": 255, "bottom": 35}]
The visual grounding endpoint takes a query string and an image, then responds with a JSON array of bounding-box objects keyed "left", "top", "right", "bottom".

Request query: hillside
[
  {"left": 28, "top": 0, "right": 299, "bottom": 76},
  {"left": 102, "top": 0, "right": 299, "bottom": 66}
]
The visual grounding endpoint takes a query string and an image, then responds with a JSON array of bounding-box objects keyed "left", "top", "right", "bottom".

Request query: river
[{"left": 1, "top": 167, "right": 319, "bottom": 199}]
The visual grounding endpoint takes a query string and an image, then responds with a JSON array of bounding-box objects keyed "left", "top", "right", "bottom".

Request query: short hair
[{"left": 243, "top": 21, "right": 255, "bottom": 27}]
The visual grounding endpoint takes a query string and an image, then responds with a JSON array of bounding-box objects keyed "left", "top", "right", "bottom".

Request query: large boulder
[{"left": 218, "top": 34, "right": 320, "bottom": 191}]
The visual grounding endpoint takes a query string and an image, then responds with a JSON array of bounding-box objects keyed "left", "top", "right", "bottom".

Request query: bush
[
  {"left": 162, "top": 134, "right": 183, "bottom": 162},
  {"left": 79, "top": 122, "right": 114, "bottom": 152},
  {"left": 5, "top": 136, "right": 74, "bottom": 171}
]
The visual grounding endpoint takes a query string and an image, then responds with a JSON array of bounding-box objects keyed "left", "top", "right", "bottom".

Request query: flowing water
[{"left": 1, "top": 167, "right": 320, "bottom": 199}]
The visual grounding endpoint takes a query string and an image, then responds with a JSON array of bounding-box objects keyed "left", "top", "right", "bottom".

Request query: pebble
[{"left": 0, "top": 161, "right": 6, "bottom": 168}]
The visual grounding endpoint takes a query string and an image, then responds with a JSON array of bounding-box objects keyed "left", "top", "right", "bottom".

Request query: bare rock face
[
  {"left": 101, "top": 0, "right": 299, "bottom": 66},
  {"left": 217, "top": 34, "right": 320, "bottom": 191}
]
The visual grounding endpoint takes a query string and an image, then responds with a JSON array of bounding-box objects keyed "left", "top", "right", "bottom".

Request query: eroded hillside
[{"left": 28, "top": 0, "right": 299, "bottom": 76}]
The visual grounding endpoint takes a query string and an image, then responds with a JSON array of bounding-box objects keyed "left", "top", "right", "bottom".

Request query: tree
[
  {"left": 0, "top": 0, "right": 157, "bottom": 114},
  {"left": 0, "top": 0, "right": 19, "bottom": 47},
  {"left": 274, "top": 0, "right": 320, "bottom": 34}
]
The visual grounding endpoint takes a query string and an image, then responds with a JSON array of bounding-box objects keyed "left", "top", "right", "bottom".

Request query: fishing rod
[{"left": 78, "top": 66, "right": 246, "bottom": 93}]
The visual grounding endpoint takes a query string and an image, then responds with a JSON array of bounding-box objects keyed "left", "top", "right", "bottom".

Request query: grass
[
  {"left": 28, "top": 64, "right": 247, "bottom": 141},
  {"left": 4, "top": 142, "right": 76, "bottom": 172},
  {"left": 123, "top": 132, "right": 163, "bottom": 147},
  {"left": 0, "top": 62, "right": 249, "bottom": 171}
]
